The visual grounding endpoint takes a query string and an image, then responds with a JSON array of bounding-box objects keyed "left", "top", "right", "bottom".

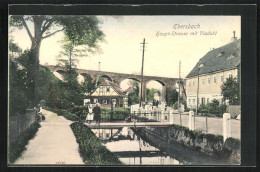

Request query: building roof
[
  {"left": 186, "top": 39, "right": 241, "bottom": 78},
  {"left": 99, "top": 80, "right": 126, "bottom": 96}
]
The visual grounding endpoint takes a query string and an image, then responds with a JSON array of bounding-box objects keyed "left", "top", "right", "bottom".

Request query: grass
[
  {"left": 70, "top": 122, "right": 122, "bottom": 165},
  {"left": 8, "top": 122, "right": 41, "bottom": 164}
]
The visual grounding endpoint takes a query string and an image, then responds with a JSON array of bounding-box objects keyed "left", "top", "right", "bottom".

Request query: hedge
[{"left": 70, "top": 122, "right": 122, "bottom": 165}]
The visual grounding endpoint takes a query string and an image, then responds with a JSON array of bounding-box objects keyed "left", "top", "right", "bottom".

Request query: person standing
[
  {"left": 86, "top": 104, "right": 94, "bottom": 124},
  {"left": 93, "top": 103, "right": 101, "bottom": 125}
]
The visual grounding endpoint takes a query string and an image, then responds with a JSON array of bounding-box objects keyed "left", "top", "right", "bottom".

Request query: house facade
[
  {"left": 84, "top": 80, "right": 127, "bottom": 108},
  {"left": 185, "top": 37, "right": 240, "bottom": 109}
]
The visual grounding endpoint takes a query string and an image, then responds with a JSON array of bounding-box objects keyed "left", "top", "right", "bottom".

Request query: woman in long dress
[{"left": 86, "top": 104, "right": 93, "bottom": 123}]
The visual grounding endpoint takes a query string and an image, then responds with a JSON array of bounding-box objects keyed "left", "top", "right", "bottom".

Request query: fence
[
  {"left": 9, "top": 109, "right": 37, "bottom": 143},
  {"left": 130, "top": 108, "right": 240, "bottom": 140}
]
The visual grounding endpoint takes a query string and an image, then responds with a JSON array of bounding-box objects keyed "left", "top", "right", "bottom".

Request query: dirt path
[{"left": 15, "top": 109, "right": 84, "bottom": 165}]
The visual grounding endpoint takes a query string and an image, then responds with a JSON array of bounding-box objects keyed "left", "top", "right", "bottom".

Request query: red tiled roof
[{"left": 99, "top": 80, "right": 126, "bottom": 96}]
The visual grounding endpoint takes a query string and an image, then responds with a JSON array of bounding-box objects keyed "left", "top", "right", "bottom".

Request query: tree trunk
[{"left": 31, "top": 17, "right": 43, "bottom": 106}]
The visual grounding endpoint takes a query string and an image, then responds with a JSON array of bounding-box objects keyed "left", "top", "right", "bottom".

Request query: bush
[
  {"left": 224, "top": 137, "right": 240, "bottom": 150},
  {"left": 8, "top": 122, "right": 41, "bottom": 163},
  {"left": 70, "top": 122, "right": 122, "bottom": 165},
  {"left": 47, "top": 105, "right": 88, "bottom": 121},
  {"left": 198, "top": 99, "right": 226, "bottom": 117},
  {"left": 101, "top": 107, "right": 130, "bottom": 121}
]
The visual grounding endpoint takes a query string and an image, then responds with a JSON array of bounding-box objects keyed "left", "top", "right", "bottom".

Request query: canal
[{"left": 91, "top": 127, "right": 227, "bottom": 165}]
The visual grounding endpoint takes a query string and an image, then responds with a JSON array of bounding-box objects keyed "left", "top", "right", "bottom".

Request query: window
[
  {"left": 189, "top": 81, "right": 191, "bottom": 86},
  {"left": 216, "top": 51, "right": 225, "bottom": 57},
  {"left": 226, "top": 54, "right": 235, "bottom": 60},
  {"left": 214, "top": 77, "right": 217, "bottom": 83},
  {"left": 106, "top": 133, "right": 109, "bottom": 138},
  {"left": 208, "top": 78, "right": 210, "bottom": 84},
  {"left": 221, "top": 76, "right": 224, "bottom": 82},
  {"left": 102, "top": 99, "right": 107, "bottom": 104},
  {"left": 94, "top": 99, "right": 98, "bottom": 103},
  {"left": 207, "top": 98, "right": 209, "bottom": 104},
  {"left": 99, "top": 86, "right": 104, "bottom": 95},
  {"left": 202, "top": 78, "right": 205, "bottom": 84},
  {"left": 106, "top": 86, "right": 110, "bottom": 92},
  {"left": 189, "top": 99, "right": 191, "bottom": 104},
  {"left": 201, "top": 98, "right": 205, "bottom": 105},
  {"left": 193, "top": 99, "right": 195, "bottom": 104},
  {"left": 229, "top": 74, "right": 233, "bottom": 78}
]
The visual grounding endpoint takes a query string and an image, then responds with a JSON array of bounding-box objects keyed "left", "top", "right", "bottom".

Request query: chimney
[{"left": 231, "top": 31, "right": 237, "bottom": 42}]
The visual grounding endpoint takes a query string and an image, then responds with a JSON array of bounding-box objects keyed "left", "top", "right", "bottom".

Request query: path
[{"left": 15, "top": 109, "right": 84, "bottom": 165}]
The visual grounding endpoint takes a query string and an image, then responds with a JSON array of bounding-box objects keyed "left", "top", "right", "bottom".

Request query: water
[{"left": 91, "top": 127, "right": 180, "bottom": 165}]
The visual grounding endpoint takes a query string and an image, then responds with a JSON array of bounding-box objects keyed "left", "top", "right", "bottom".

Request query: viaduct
[{"left": 46, "top": 65, "right": 185, "bottom": 102}]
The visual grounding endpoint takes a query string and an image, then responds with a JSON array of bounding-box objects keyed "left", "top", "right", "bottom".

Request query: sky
[{"left": 10, "top": 15, "right": 240, "bottom": 90}]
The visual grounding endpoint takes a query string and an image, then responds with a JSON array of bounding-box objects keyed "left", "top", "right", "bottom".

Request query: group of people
[{"left": 86, "top": 103, "right": 101, "bottom": 124}]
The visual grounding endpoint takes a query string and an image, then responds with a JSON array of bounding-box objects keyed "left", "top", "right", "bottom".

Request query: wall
[
  {"left": 9, "top": 109, "right": 37, "bottom": 143},
  {"left": 137, "top": 125, "right": 240, "bottom": 164}
]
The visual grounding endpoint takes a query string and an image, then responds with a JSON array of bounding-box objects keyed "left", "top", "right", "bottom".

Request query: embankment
[
  {"left": 133, "top": 124, "right": 240, "bottom": 165},
  {"left": 70, "top": 122, "right": 122, "bottom": 165}
]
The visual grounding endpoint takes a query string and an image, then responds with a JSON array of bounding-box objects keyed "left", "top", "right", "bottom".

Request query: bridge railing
[{"left": 130, "top": 111, "right": 172, "bottom": 123}]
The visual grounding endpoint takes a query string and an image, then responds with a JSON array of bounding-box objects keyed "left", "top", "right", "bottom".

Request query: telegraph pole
[
  {"left": 139, "top": 38, "right": 146, "bottom": 107},
  {"left": 178, "top": 61, "right": 181, "bottom": 112}
]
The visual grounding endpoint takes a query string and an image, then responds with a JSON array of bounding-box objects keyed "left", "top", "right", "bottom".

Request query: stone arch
[
  {"left": 144, "top": 79, "right": 166, "bottom": 103},
  {"left": 146, "top": 79, "right": 166, "bottom": 86},
  {"left": 80, "top": 73, "right": 95, "bottom": 82},
  {"left": 99, "top": 74, "right": 113, "bottom": 82},
  {"left": 119, "top": 77, "right": 141, "bottom": 91},
  {"left": 56, "top": 69, "right": 66, "bottom": 74}
]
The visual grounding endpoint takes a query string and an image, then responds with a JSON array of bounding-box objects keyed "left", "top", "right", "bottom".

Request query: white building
[{"left": 185, "top": 37, "right": 240, "bottom": 109}]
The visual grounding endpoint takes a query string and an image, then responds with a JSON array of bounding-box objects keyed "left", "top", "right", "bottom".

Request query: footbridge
[{"left": 85, "top": 121, "right": 172, "bottom": 129}]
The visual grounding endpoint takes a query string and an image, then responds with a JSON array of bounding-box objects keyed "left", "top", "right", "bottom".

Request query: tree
[
  {"left": 221, "top": 77, "right": 240, "bottom": 105},
  {"left": 9, "top": 50, "right": 34, "bottom": 115},
  {"left": 166, "top": 87, "right": 178, "bottom": 106},
  {"left": 56, "top": 36, "right": 90, "bottom": 70},
  {"left": 81, "top": 74, "right": 95, "bottom": 94},
  {"left": 9, "top": 40, "right": 22, "bottom": 58},
  {"left": 146, "top": 88, "right": 160, "bottom": 102},
  {"left": 128, "top": 80, "right": 140, "bottom": 106},
  {"left": 10, "top": 15, "right": 104, "bottom": 105}
]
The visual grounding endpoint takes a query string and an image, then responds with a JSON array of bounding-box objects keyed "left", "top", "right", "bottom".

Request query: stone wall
[
  {"left": 9, "top": 109, "right": 37, "bottom": 143},
  {"left": 138, "top": 125, "right": 240, "bottom": 164}
]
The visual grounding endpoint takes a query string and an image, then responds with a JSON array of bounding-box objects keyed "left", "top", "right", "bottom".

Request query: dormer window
[
  {"left": 216, "top": 51, "right": 225, "bottom": 57},
  {"left": 226, "top": 54, "right": 235, "bottom": 60}
]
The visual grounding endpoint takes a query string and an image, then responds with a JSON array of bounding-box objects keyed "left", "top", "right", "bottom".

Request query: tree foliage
[
  {"left": 9, "top": 40, "right": 22, "bottom": 58},
  {"left": 128, "top": 80, "right": 140, "bottom": 106},
  {"left": 221, "top": 77, "right": 240, "bottom": 105},
  {"left": 9, "top": 50, "right": 35, "bottom": 115},
  {"left": 9, "top": 15, "right": 105, "bottom": 105},
  {"left": 146, "top": 88, "right": 160, "bottom": 102},
  {"left": 166, "top": 87, "right": 178, "bottom": 106}
]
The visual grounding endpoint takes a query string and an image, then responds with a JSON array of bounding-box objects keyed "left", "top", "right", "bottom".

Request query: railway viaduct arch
[{"left": 47, "top": 65, "right": 182, "bottom": 102}]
